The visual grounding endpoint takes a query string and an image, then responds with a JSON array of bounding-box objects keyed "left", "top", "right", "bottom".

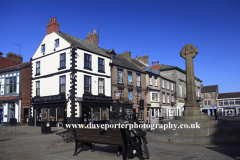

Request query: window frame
[
  {"left": 162, "top": 92, "right": 166, "bottom": 103},
  {"left": 84, "top": 75, "right": 91, "bottom": 94},
  {"left": 84, "top": 53, "right": 92, "bottom": 70},
  {"left": 136, "top": 74, "right": 141, "bottom": 87},
  {"left": 149, "top": 76, "right": 152, "bottom": 86},
  {"left": 167, "top": 93, "right": 170, "bottom": 104},
  {"left": 55, "top": 39, "right": 59, "bottom": 48},
  {"left": 117, "top": 69, "right": 123, "bottom": 84},
  {"left": 154, "top": 78, "right": 157, "bottom": 87},
  {"left": 127, "top": 71, "right": 132, "bottom": 86},
  {"left": 171, "top": 83, "right": 174, "bottom": 91},
  {"left": 162, "top": 79, "right": 165, "bottom": 89},
  {"left": 41, "top": 44, "right": 45, "bottom": 53},
  {"left": 151, "top": 92, "right": 159, "bottom": 102},
  {"left": 128, "top": 90, "right": 133, "bottom": 103},
  {"left": 59, "top": 76, "right": 66, "bottom": 94},
  {"left": 5, "top": 77, "right": 17, "bottom": 94},
  {"left": 59, "top": 53, "right": 66, "bottom": 69},
  {"left": 167, "top": 81, "right": 169, "bottom": 90},
  {"left": 137, "top": 91, "right": 141, "bottom": 104},
  {"left": 36, "top": 61, "right": 40, "bottom": 75},
  {"left": 98, "top": 58, "right": 105, "bottom": 73},
  {"left": 98, "top": 78, "right": 104, "bottom": 95},
  {"left": 36, "top": 81, "right": 40, "bottom": 96}
]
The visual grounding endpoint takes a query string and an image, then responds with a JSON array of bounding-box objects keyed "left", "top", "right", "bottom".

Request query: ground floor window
[
  {"left": 8, "top": 103, "right": 15, "bottom": 122},
  {"left": 138, "top": 110, "right": 143, "bottom": 120}
]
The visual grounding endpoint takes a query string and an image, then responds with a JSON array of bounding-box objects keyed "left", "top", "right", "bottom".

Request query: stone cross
[{"left": 180, "top": 44, "right": 201, "bottom": 116}]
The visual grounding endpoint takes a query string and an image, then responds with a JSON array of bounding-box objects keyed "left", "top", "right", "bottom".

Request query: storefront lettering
[
  {"left": 32, "top": 94, "right": 65, "bottom": 103},
  {"left": 83, "top": 95, "right": 112, "bottom": 101}
]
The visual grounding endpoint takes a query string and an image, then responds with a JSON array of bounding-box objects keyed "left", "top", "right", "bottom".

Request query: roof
[
  {"left": 0, "top": 62, "right": 31, "bottom": 73},
  {"left": 112, "top": 54, "right": 144, "bottom": 73},
  {"left": 0, "top": 96, "right": 19, "bottom": 101},
  {"left": 201, "top": 85, "right": 218, "bottom": 93},
  {"left": 217, "top": 92, "right": 240, "bottom": 99},
  {"left": 131, "top": 59, "right": 146, "bottom": 68},
  {"left": 56, "top": 31, "right": 110, "bottom": 58},
  {"left": 159, "top": 64, "right": 202, "bottom": 82},
  {"left": 0, "top": 56, "right": 22, "bottom": 69}
]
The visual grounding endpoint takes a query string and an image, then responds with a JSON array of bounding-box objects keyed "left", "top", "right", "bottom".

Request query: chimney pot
[
  {"left": 93, "top": 29, "right": 96, "bottom": 33},
  {"left": 46, "top": 17, "right": 60, "bottom": 34},
  {"left": 88, "top": 31, "right": 91, "bottom": 35},
  {"left": 136, "top": 55, "right": 138, "bottom": 58},
  {"left": 54, "top": 17, "right": 56, "bottom": 21},
  {"left": 152, "top": 62, "right": 154, "bottom": 65},
  {"left": 157, "top": 61, "right": 159, "bottom": 65}
]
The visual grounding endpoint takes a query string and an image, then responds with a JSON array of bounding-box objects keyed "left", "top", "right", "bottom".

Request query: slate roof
[
  {"left": 217, "top": 92, "right": 240, "bottom": 99},
  {"left": 112, "top": 54, "right": 144, "bottom": 73},
  {"left": 201, "top": 85, "right": 218, "bottom": 93},
  {"left": 56, "top": 32, "right": 110, "bottom": 58},
  {"left": 0, "top": 62, "right": 31, "bottom": 73},
  {"left": 131, "top": 59, "right": 146, "bottom": 68},
  {"left": 159, "top": 64, "right": 202, "bottom": 82}
]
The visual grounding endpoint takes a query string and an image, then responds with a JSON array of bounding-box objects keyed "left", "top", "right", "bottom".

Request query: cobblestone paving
[{"left": 0, "top": 125, "right": 239, "bottom": 160}]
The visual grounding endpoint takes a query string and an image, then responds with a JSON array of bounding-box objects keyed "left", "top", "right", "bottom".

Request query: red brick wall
[
  {"left": 20, "top": 66, "right": 31, "bottom": 124},
  {"left": 0, "top": 56, "right": 21, "bottom": 69}
]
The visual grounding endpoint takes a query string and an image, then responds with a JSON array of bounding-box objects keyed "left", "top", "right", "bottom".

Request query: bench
[{"left": 73, "top": 128, "right": 146, "bottom": 160}]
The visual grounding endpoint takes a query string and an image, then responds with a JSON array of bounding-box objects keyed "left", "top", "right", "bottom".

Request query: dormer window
[
  {"left": 41, "top": 44, "right": 45, "bottom": 53},
  {"left": 55, "top": 39, "right": 59, "bottom": 48}
]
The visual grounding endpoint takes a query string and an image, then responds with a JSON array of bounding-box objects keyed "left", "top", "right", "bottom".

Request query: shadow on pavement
[
  {"left": 206, "top": 146, "right": 240, "bottom": 159},
  {"left": 0, "top": 139, "right": 11, "bottom": 142}
]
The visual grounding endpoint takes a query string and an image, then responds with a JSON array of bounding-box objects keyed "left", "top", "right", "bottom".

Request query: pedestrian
[{"left": 214, "top": 109, "right": 217, "bottom": 119}]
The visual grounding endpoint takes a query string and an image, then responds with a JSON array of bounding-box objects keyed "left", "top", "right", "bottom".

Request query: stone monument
[{"left": 176, "top": 44, "right": 210, "bottom": 120}]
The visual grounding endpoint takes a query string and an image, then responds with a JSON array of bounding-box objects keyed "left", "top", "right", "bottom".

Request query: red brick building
[{"left": 0, "top": 52, "right": 23, "bottom": 69}]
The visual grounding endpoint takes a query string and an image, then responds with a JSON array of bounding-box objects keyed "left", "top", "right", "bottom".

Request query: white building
[{"left": 31, "top": 17, "right": 112, "bottom": 126}]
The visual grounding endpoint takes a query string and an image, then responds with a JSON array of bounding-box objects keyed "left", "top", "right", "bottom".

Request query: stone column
[{"left": 180, "top": 44, "right": 202, "bottom": 116}]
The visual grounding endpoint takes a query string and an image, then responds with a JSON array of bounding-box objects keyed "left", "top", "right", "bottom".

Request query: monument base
[{"left": 175, "top": 115, "right": 211, "bottom": 120}]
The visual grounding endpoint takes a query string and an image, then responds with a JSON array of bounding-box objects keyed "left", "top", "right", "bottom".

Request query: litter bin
[
  {"left": 41, "top": 121, "right": 51, "bottom": 134},
  {"left": 10, "top": 118, "right": 17, "bottom": 126}
]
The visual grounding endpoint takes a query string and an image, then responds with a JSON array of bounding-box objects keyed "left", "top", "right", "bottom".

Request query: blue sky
[{"left": 0, "top": 0, "right": 239, "bottom": 93}]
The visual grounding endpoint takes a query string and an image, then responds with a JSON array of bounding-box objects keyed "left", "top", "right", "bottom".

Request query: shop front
[
  {"left": 31, "top": 94, "right": 66, "bottom": 127},
  {"left": 80, "top": 94, "right": 113, "bottom": 125}
]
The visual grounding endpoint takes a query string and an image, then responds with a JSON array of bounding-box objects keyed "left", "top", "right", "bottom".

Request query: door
[{"left": 0, "top": 109, "right": 3, "bottom": 124}]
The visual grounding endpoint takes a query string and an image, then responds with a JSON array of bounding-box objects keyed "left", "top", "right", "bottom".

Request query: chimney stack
[
  {"left": 6, "top": 52, "right": 23, "bottom": 63},
  {"left": 157, "top": 61, "right": 159, "bottom": 65},
  {"left": 0, "top": 52, "right": 3, "bottom": 57},
  {"left": 151, "top": 61, "right": 160, "bottom": 70},
  {"left": 46, "top": 17, "right": 60, "bottom": 34},
  {"left": 86, "top": 29, "right": 99, "bottom": 47}
]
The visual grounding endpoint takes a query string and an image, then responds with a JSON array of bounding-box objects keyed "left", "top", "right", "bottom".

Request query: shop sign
[
  {"left": 32, "top": 94, "right": 66, "bottom": 103},
  {"left": 83, "top": 94, "right": 112, "bottom": 101}
]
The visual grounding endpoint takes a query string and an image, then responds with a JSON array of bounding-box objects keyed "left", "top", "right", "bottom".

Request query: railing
[{"left": 0, "top": 125, "right": 16, "bottom": 135}]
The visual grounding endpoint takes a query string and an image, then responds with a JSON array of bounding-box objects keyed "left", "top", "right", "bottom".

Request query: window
[
  {"left": 0, "top": 78, "right": 1, "bottom": 94},
  {"left": 171, "top": 83, "right": 174, "bottom": 91},
  {"left": 41, "top": 44, "right": 45, "bottom": 53},
  {"left": 149, "top": 76, "right": 152, "bottom": 86},
  {"left": 98, "top": 78, "right": 104, "bottom": 95},
  {"left": 230, "top": 99, "right": 234, "bottom": 105},
  {"left": 55, "top": 39, "right": 59, "bottom": 48},
  {"left": 118, "top": 69, "right": 123, "bottom": 84},
  {"left": 172, "top": 94, "right": 174, "bottom": 102},
  {"left": 167, "top": 93, "right": 170, "bottom": 104},
  {"left": 138, "top": 110, "right": 143, "bottom": 121},
  {"left": 36, "top": 61, "right": 40, "bottom": 75},
  {"left": 5, "top": 77, "right": 17, "bottom": 94},
  {"left": 60, "top": 53, "right": 66, "bottom": 68},
  {"left": 179, "top": 84, "right": 182, "bottom": 97},
  {"left": 8, "top": 103, "right": 15, "bottom": 120},
  {"left": 137, "top": 91, "right": 141, "bottom": 104},
  {"left": 36, "top": 81, "right": 40, "bottom": 96},
  {"left": 162, "top": 92, "right": 165, "bottom": 103},
  {"left": 84, "top": 54, "right": 91, "bottom": 69},
  {"left": 208, "top": 100, "right": 211, "bottom": 105},
  {"left": 219, "top": 100, "right": 223, "bottom": 106},
  {"left": 167, "top": 81, "right": 169, "bottom": 90},
  {"left": 128, "top": 90, "right": 133, "bottom": 103},
  {"left": 128, "top": 72, "right": 132, "bottom": 86},
  {"left": 98, "top": 58, "right": 104, "bottom": 72},
  {"left": 224, "top": 100, "right": 228, "bottom": 106},
  {"left": 204, "top": 101, "right": 207, "bottom": 105},
  {"left": 84, "top": 76, "right": 91, "bottom": 93},
  {"left": 136, "top": 74, "right": 141, "bottom": 87},
  {"left": 162, "top": 79, "right": 165, "bottom": 89},
  {"left": 152, "top": 92, "right": 158, "bottom": 102},
  {"left": 235, "top": 99, "right": 240, "bottom": 105},
  {"left": 60, "top": 76, "right": 66, "bottom": 93},
  {"left": 154, "top": 78, "right": 157, "bottom": 86},
  {"left": 118, "top": 88, "right": 124, "bottom": 98}
]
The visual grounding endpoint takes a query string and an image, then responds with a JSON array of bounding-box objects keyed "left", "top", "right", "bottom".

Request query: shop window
[
  {"left": 219, "top": 100, "right": 223, "bottom": 106},
  {"left": 230, "top": 99, "right": 235, "bottom": 105},
  {"left": 8, "top": 103, "right": 15, "bottom": 121},
  {"left": 42, "top": 108, "right": 48, "bottom": 121},
  {"left": 236, "top": 99, "right": 240, "bottom": 105},
  {"left": 128, "top": 90, "right": 133, "bottom": 103},
  {"left": 138, "top": 110, "right": 143, "bottom": 120},
  {"left": 224, "top": 100, "right": 228, "bottom": 106}
]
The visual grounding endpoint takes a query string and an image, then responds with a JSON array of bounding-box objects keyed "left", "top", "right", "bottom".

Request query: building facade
[
  {"left": 201, "top": 85, "right": 219, "bottom": 115},
  {"left": 0, "top": 61, "right": 31, "bottom": 125},
  {"left": 111, "top": 52, "right": 147, "bottom": 122},
  {"left": 31, "top": 17, "right": 112, "bottom": 126},
  {"left": 152, "top": 63, "right": 202, "bottom": 116},
  {"left": 217, "top": 92, "right": 240, "bottom": 116}
]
